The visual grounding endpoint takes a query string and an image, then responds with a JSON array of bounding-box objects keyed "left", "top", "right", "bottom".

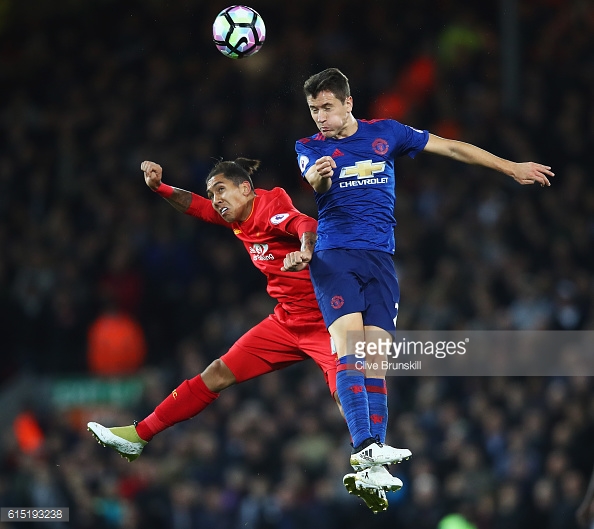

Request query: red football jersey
[{"left": 186, "top": 187, "right": 320, "bottom": 314}]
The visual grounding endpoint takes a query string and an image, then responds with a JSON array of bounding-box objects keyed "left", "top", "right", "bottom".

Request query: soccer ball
[{"left": 212, "top": 5, "right": 266, "bottom": 59}]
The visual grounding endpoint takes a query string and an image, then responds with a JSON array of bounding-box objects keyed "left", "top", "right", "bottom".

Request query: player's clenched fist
[
  {"left": 141, "top": 161, "right": 163, "bottom": 190},
  {"left": 315, "top": 156, "right": 336, "bottom": 178},
  {"left": 281, "top": 250, "right": 310, "bottom": 272}
]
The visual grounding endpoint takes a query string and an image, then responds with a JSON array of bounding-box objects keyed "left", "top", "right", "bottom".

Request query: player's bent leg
[
  {"left": 201, "top": 358, "right": 237, "bottom": 393},
  {"left": 352, "top": 324, "right": 412, "bottom": 469},
  {"left": 88, "top": 312, "right": 305, "bottom": 459},
  {"left": 89, "top": 370, "right": 222, "bottom": 458},
  {"left": 330, "top": 312, "right": 375, "bottom": 449}
]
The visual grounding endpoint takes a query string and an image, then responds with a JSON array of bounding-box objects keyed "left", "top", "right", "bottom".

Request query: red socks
[{"left": 135, "top": 375, "right": 218, "bottom": 442}]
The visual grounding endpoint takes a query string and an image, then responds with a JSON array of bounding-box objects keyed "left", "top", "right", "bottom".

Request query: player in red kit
[
  {"left": 88, "top": 156, "right": 335, "bottom": 435},
  {"left": 87, "top": 158, "right": 390, "bottom": 512}
]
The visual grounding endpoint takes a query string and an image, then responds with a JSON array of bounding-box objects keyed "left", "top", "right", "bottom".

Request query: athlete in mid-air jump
[{"left": 290, "top": 67, "right": 553, "bottom": 506}]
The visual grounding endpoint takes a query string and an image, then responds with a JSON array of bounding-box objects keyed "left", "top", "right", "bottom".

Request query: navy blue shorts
[{"left": 309, "top": 249, "right": 400, "bottom": 331}]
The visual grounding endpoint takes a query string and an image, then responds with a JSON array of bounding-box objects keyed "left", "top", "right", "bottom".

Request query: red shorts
[{"left": 221, "top": 304, "right": 337, "bottom": 396}]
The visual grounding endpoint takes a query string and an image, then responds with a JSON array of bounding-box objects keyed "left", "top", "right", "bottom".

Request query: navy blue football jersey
[{"left": 296, "top": 119, "right": 429, "bottom": 254}]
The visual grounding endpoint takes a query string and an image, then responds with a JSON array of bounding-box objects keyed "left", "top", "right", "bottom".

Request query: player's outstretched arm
[
  {"left": 423, "top": 134, "right": 554, "bottom": 187},
  {"left": 141, "top": 160, "right": 193, "bottom": 213}
]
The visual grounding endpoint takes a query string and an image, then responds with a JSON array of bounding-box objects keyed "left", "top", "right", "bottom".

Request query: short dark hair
[
  {"left": 205, "top": 157, "right": 260, "bottom": 192},
  {"left": 303, "top": 68, "right": 351, "bottom": 102}
]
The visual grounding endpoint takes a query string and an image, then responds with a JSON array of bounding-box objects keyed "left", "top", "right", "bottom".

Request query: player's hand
[
  {"left": 141, "top": 161, "right": 163, "bottom": 190},
  {"left": 315, "top": 156, "right": 336, "bottom": 179},
  {"left": 511, "top": 162, "right": 554, "bottom": 187},
  {"left": 281, "top": 251, "right": 310, "bottom": 272}
]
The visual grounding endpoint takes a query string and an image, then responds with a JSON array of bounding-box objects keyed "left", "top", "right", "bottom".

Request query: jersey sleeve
[
  {"left": 285, "top": 215, "right": 317, "bottom": 239},
  {"left": 390, "top": 120, "right": 430, "bottom": 159},
  {"left": 185, "top": 193, "right": 229, "bottom": 227},
  {"left": 265, "top": 187, "right": 317, "bottom": 238},
  {"left": 295, "top": 139, "right": 317, "bottom": 179}
]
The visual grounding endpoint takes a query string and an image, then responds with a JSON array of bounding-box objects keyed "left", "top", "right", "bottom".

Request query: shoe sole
[
  {"left": 358, "top": 477, "right": 402, "bottom": 493},
  {"left": 343, "top": 474, "right": 388, "bottom": 514},
  {"left": 87, "top": 423, "right": 140, "bottom": 462},
  {"left": 350, "top": 450, "right": 412, "bottom": 471}
]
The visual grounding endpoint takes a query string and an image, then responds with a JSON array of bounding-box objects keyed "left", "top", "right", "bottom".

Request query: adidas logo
[
  {"left": 360, "top": 448, "right": 373, "bottom": 460},
  {"left": 331, "top": 148, "right": 344, "bottom": 158}
]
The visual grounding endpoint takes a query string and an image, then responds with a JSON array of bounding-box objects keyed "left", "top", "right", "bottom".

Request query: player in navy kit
[{"left": 289, "top": 67, "right": 554, "bottom": 502}]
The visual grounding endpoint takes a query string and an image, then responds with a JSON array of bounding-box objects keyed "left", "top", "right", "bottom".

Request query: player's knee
[{"left": 202, "top": 359, "right": 236, "bottom": 392}]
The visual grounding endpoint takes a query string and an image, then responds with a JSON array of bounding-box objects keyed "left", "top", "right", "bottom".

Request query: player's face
[
  {"left": 307, "top": 90, "right": 354, "bottom": 139},
  {"left": 206, "top": 174, "right": 253, "bottom": 223}
]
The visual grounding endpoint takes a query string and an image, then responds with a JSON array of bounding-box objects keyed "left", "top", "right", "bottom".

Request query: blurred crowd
[{"left": 1, "top": 0, "right": 593, "bottom": 527}]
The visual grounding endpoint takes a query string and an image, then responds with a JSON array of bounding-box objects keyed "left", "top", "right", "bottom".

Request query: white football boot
[
  {"left": 350, "top": 437, "right": 412, "bottom": 471},
  {"left": 343, "top": 473, "right": 389, "bottom": 513},
  {"left": 347, "top": 465, "right": 403, "bottom": 493},
  {"left": 87, "top": 422, "right": 147, "bottom": 462}
]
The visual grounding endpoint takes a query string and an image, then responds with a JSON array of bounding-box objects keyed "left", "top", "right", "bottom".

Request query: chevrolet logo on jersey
[
  {"left": 339, "top": 160, "right": 386, "bottom": 179},
  {"left": 338, "top": 160, "right": 388, "bottom": 187}
]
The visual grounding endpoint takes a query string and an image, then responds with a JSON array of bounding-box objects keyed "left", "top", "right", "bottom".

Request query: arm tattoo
[
  {"left": 164, "top": 188, "right": 193, "bottom": 213},
  {"left": 301, "top": 231, "right": 317, "bottom": 253}
]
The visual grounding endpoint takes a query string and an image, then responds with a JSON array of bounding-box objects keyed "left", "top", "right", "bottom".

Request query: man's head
[
  {"left": 304, "top": 68, "right": 351, "bottom": 102},
  {"left": 303, "top": 68, "right": 355, "bottom": 139},
  {"left": 206, "top": 158, "right": 259, "bottom": 223}
]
